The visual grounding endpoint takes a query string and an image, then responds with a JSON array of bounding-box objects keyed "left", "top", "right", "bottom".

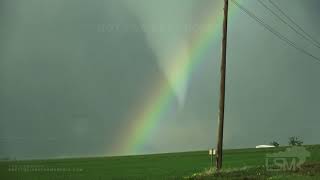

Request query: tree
[
  {"left": 288, "top": 136, "right": 303, "bottom": 146},
  {"left": 270, "top": 141, "right": 280, "bottom": 147}
]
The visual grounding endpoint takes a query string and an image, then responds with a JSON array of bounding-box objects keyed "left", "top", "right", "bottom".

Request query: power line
[
  {"left": 257, "top": 0, "right": 320, "bottom": 49},
  {"left": 269, "top": 0, "right": 320, "bottom": 48},
  {"left": 230, "top": 0, "right": 320, "bottom": 63}
]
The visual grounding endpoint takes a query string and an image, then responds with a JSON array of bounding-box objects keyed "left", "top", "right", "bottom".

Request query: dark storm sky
[{"left": 0, "top": 0, "right": 319, "bottom": 159}]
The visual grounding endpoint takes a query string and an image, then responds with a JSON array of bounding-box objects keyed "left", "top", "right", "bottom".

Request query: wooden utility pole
[{"left": 216, "top": 0, "right": 229, "bottom": 170}]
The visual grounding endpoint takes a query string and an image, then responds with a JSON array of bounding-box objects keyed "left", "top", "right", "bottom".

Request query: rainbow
[{"left": 116, "top": 1, "right": 238, "bottom": 155}]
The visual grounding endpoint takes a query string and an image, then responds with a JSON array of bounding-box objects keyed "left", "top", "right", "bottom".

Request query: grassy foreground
[{"left": 0, "top": 145, "right": 320, "bottom": 179}]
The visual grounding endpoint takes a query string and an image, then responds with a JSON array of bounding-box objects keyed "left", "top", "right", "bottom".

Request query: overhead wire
[
  {"left": 257, "top": 0, "right": 320, "bottom": 48},
  {"left": 269, "top": 0, "right": 320, "bottom": 48},
  {"left": 230, "top": 0, "right": 320, "bottom": 63}
]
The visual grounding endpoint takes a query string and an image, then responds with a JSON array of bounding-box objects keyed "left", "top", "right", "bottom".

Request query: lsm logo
[{"left": 265, "top": 146, "right": 310, "bottom": 171}]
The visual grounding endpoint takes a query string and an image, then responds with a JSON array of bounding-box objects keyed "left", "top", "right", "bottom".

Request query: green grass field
[{"left": 1, "top": 145, "right": 320, "bottom": 179}]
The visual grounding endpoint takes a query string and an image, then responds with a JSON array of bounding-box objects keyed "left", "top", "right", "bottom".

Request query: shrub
[
  {"left": 270, "top": 141, "right": 280, "bottom": 147},
  {"left": 288, "top": 136, "right": 303, "bottom": 146}
]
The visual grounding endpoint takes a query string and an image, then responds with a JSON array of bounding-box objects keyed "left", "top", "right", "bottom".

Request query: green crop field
[{"left": 1, "top": 145, "right": 320, "bottom": 179}]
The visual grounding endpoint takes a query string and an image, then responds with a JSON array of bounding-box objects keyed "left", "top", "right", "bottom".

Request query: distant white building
[{"left": 256, "top": 145, "right": 275, "bottom": 148}]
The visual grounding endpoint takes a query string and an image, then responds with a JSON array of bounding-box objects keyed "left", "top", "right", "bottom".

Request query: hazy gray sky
[{"left": 0, "top": 0, "right": 319, "bottom": 159}]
